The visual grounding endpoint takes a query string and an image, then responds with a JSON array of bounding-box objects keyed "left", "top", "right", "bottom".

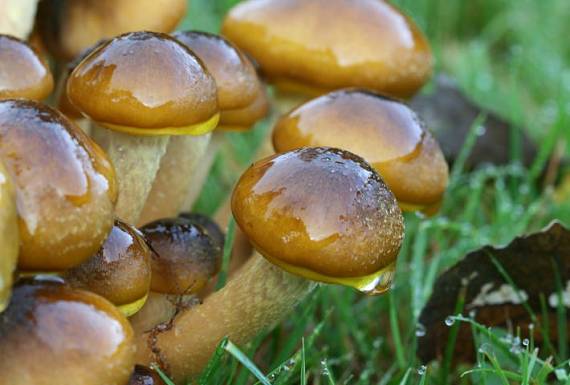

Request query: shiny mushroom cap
[
  {"left": 0, "top": 99, "right": 117, "bottom": 271},
  {"left": 141, "top": 218, "right": 223, "bottom": 295},
  {"left": 0, "top": 279, "right": 135, "bottom": 385},
  {"left": 272, "top": 89, "right": 449, "bottom": 212},
  {"left": 173, "top": 30, "right": 260, "bottom": 111},
  {"left": 0, "top": 160, "right": 18, "bottom": 312},
  {"left": 37, "top": 0, "right": 187, "bottom": 61},
  {"left": 65, "top": 220, "right": 152, "bottom": 317},
  {"left": 0, "top": 34, "right": 53, "bottom": 100},
  {"left": 219, "top": 82, "right": 269, "bottom": 131},
  {"left": 178, "top": 212, "right": 225, "bottom": 251},
  {"left": 67, "top": 31, "right": 219, "bottom": 136},
  {"left": 222, "top": 0, "right": 432, "bottom": 98},
  {"left": 232, "top": 147, "right": 404, "bottom": 294}
]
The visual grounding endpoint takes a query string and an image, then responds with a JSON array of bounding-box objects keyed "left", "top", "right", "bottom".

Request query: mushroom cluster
[{"left": 0, "top": 0, "right": 448, "bottom": 384}]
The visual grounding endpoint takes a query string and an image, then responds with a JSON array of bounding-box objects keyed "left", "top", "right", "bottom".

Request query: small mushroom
[
  {"left": 36, "top": 0, "right": 187, "bottom": 61},
  {"left": 0, "top": 34, "right": 53, "bottom": 100},
  {"left": 0, "top": 278, "right": 136, "bottom": 385},
  {"left": 222, "top": 0, "right": 432, "bottom": 111},
  {"left": 219, "top": 83, "right": 270, "bottom": 132},
  {"left": 129, "top": 365, "right": 166, "bottom": 385},
  {"left": 273, "top": 89, "right": 449, "bottom": 213},
  {"left": 0, "top": 160, "right": 18, "bottom": 312},
  {"left": 130, "top": 217, "right": 222, "bottom": 334},
  {"left": 139, "top": 30, "right": 265, "bottom": 222},
  {"left": 65, "top": 220, "right": 153, "bottom": 317},
  {"left": 178, "top": 212, "right": 225, "bottom": 250},
  {"left": 135, "top": 147, "right": 404, "bottom": 381},
  {"left": 67, "top": 31, "right": 219, "bottom": 224},
  {"left": 0, "top": 99, "right": 116, "bottom": 271}
]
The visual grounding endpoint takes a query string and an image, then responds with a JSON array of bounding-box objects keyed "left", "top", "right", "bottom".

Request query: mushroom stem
[
  {"left": 135, "top": 253, "right": 316, "bottom": 383},
  {"left": 0, "top": 0, "right": 38, "bottom": 39},
  {"left": 91, "top": 125, "right": 169, "bottom": 224},
  {"left": 181, "top": 131, "right": 224, "bottom": 211},
  {"left": 138, "top": 134, "right": 212, "bottom": 226}
]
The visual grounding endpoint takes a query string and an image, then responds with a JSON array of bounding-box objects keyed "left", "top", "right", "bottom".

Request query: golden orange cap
[
  {"left": 37, "top": 0, "right": 187, "bottom": 61},
  {"left": 219, "top": 82, "right": 270, "bottom": 131},
  {"left": 232, "top": 147, "right": 404, "bottom": 293},
  {"left": 272, "top": 89, "right": 448, "bottom": 211},
  {"left": 222, "top": 0, "right": 432, "bottom": 98},
  {"left": 67, "top": 31, "right": 219, "bottom": 135},
  {"left": 141, "top": 217, "right": 223, "bottom": 295},
  {"left": 0, "top": 34, "right": 54, "bottom": 100},
  {"left": 65, "top": 220, "right": 152, "bottom": 316},
  {"left": 0, "top": 279, "right": 135, "bottom": 385},
  {"left": 173, "top": 31, "right": 260, "bottom": 111},
  {"left": 0, "top": 99, "right": 117, "bottom": 271}
]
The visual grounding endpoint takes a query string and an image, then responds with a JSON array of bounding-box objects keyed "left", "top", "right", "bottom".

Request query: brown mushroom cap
[
  {"left": 0, "top": 160, "right": 18, "bottom": 312},
  {"left": 67, "top": 31, "right": 219, "bottom": 135},
  {"left": 232, "top": 147, "right": 404, "bottom": 290},
  {"left": 219, "top": 82, "right": 270, "bottom": 131},
  {"left": 173, "top": 30, "right": 259, "bottom": 111},
  {"left": 141, "top": 218, "right": 223, "bottom": 295},
  {"left": 129, "top": 365, "right": 166, "bottom": 385},
  {"left": 0, "top": 279, "right": 135, "bottom": 385},
  {"left": 65, "top": 220, "right": 152, "bottom": 316},
  {"left": 222, "top": 0, "right": 432, "bottom": 98},
  {"left": 0, "top": 34, "right": 53, "bottom": 100},
  {"left": 178, "top": 212, "right": 225, "bottom": 251},
  {"left": 37, "top": 0, "right": 187, "bottom": 61},
  {"left": 0, "top": 99, "right": 117, "bottom": 270},
  {"left": 272, "top": 89, "right": 449, "bottom": 210}
]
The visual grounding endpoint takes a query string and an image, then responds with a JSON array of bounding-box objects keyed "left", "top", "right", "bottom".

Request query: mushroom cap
[
  {"left": 221, "top": 0, "right": 432, "bottom": 98},
  {"left": 0, "top": 279, "right": 135, "bottom": 385},
  {"left": 219, "top": 82, "right": 270, "bottom": 131},
  {"left": 178, "top": 212, "right": 225, "bottom": 251},
  {"left": 173, "top": 31, "right": 260, "bottom": 111},
  {"left": 0, "top": 34, "right": 53, "bottom": 100},
  {"left": 0, "top": 160, "right": 18, "bottom": 312},
  {"left": 0, "top": 99, "right": 117, "bottom": 270},
  {"left": 65, "top": 220, "right": 152, "bottom": 316},
  {"left": 141, "top": 218, "right": 223, "bottom": 295},
  {"left": 129, "top": 365, "right": 166, "bottom": 385},
  {"left": 232, "top": 147, "right": 404, "bottom": 292},
  {"left": 37, "top": 0, "right": 187, "bottom": 61},
  {"left": 272, "top": 89, "right": 449, "bottom": 210},
  {"left": 67, "top": 31, "right": 219, "bottom": 135}
]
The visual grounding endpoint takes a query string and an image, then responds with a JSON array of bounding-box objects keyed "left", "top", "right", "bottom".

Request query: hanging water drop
[
  {"left": 417, "top": 365, "right": 427, "bottom": 375},
  {"left": 415, "top": 323, "right": 426, "bottom": 337},
  {"left": 444, "top": 316, "right": 455, "bottom": 326}
]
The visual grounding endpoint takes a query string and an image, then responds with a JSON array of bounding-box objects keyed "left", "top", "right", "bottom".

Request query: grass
[{"left": 176, "top": 0, "right": 570, "bottom": 383}]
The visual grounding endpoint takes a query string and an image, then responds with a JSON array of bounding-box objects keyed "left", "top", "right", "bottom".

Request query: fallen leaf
[{"left": 417, "top": 221, "right": 570, "bottom": 364}]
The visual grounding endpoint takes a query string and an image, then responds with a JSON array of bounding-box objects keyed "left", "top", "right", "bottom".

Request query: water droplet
[
  {"left": 417, "top": 365, "right": 427, "bottom": 375},
  {"left": 528, "top": 323, "right": 534, "bottom": 331},
  {"left": 444, "top": 316, "right": 455, "bottom": 326},
  {"left": 358, "top": 262, "right": 396, "bottom": 295},
  {"left": 415, "top": 323, "right": 426, "bottom": 337},
  {"left": 476, "top": 125, "right": 487, "bottom": 136},
  {"left": 522, "top": 338, "right": 529, "bottom": 347}
]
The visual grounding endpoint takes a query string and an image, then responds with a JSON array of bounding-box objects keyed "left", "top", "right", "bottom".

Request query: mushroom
[
  {"left": 222, "top": 0, "right": 433, "bottom": 112},
  {"left": 0, "top": 34, "right": 53, "bottom": 100},
  {"left": 178, "top": 212, "right": 225, "bottom": 250},
  {"left": 129, "top": 365, "right": 166, "bottom": 385},
  {"left": 67, "top": 31, "right": 219, "bottom": 225},
  {"left": 65, "top": 220, "right": 153, "bottom": 317},
  {"left": 36, "top": 0, "right": 187, "bottom": 62},
  {"left": 0, "top": 278, "right": 136, "bottom": 385},
  {"left": 0, "top": 0, "right": 39, "bottom": 39},
  {"left": 0, "top": 160, "right": 18, "bottom": 312},
  {"left": 0, "top": 99, "right": 117, "bottom": 272},
  {"left": 135, "top": 147, "right": 404, "bottom": 381},
  {"left": 273, "top": 89, "right": 449, "bottom": 213},
  {"left": 139, "top": 30, "right": 265, "bottom": 223},
  {"left": 130, "top": 217, "right": 222, "bottom": 334}
]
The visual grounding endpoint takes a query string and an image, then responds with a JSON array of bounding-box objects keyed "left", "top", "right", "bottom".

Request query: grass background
[{"left": 177, "top": 0, "right": 570, "bottom": 383}]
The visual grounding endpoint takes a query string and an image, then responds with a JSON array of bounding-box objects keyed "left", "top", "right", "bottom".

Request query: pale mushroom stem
[
  {"left": 0, "top": 0, "right": 38, "bottom": 39},
  {"left": 135, "top": 252, "right": 316, "bottom": 383},
  {"left": 138, "top": 134, "right": 212, "bottom": 226},
  {"left": 91, "top": 125, "right": 169, "bottom": 224},
  {"left": 180, "top": 131, "right": 224, "bottom": 211}
]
